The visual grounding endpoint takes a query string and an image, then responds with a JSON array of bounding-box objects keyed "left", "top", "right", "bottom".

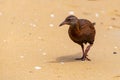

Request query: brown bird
[{"left": 59, "top": 15, "right": 96, "bottom": 61}]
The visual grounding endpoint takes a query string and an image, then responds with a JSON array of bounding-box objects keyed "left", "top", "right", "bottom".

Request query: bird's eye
[{"left": 67, "top": 18, "right": 71, "bottom": 21}]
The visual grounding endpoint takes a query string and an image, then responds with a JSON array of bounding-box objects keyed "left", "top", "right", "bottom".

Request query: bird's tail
[{"left": 92, "top": 22, "right": 96, "bottom": 26}]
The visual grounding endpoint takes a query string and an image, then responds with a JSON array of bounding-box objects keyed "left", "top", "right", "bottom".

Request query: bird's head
[{"left": 59, "top": 15, "right": 79, "bottom": 27}]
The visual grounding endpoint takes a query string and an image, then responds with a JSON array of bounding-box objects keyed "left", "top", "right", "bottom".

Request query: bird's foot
[
  {"left": 75, "top": 57, "right": 91, "bottom": 61},
  {"left": 85, "top": 57, "right": 91, "bottom": 61}
]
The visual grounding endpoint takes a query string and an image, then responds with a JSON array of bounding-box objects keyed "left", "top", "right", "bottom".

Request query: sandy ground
[{"left": 0, "top": 0, "right": 120, "bottom": 80}]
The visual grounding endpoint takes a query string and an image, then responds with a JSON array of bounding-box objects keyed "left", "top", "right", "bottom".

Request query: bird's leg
[
  {"left": 83, "top": 44, "right": 93, "bottom": 61},
  {"left": 75, "top": 44, "right": 84, "bottom": 60}
]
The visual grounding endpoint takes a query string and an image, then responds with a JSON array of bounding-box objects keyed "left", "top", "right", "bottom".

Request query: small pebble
[
  {"left": 95, "top": 13, "right": 99, "bottom": 18},
  {"left": 49, "top": 24, "right": 54, "bottom": 27},
  {"left": 42, "top": 52, "right": 47, "bottom": 56},
  {"left": 108, "top": 26, "right": 113, "bottom": 29},
  {"left": 114, "top": 46, "right": 118, "bottom": 49},
  {"left": 111, "top": 17, "right": 116, "bottom": 20},
  {"left": 69, "top": 11, "right": 74, "bottom": 15},
  {"left": 38, "top": 36, "right": 44, "bottom": 41},
  {"left": 3, "top": 40, "right": 7, "bottom": 42},
  {"left": 30, "top": 23, "right": 37, "bottom": 27},
  {"left": 32, "top": 24, "right": 36, "bottom": 27},
  {"left": 39, "top": 49, "right": 42, "bottom": 51},
  {"left": 113, "top": 52, "right": 117, "bottom": 54},
  {"left": 34, "top": 66, "right": 42, "bottom": 70},
  {"left": 50, "top": 14, "right": 55, "bottom": 18}
]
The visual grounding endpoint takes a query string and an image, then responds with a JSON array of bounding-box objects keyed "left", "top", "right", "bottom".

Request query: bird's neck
[{"left": 70, "top": 22, "right": 80, "bottom": 31}]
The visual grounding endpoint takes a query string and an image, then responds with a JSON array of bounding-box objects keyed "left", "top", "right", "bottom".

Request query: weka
[{"left": 59, "top": 15, "right": 96, "bottom": 61}]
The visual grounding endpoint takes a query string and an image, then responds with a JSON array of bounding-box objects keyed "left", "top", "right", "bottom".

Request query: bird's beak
[{"left": 59, "top": 21, "right": 67, "bottom": 27}]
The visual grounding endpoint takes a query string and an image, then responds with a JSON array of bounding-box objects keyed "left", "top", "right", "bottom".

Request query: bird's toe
[{"left": 86, "top": 57, "right": 91, "bottom": 61}]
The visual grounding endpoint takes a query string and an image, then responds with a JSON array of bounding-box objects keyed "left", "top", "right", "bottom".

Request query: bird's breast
[{"left": 68, "top": 27, "right": 81, "bottom": 42}]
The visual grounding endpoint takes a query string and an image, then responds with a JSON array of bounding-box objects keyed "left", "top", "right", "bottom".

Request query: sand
[{"left": 0, "top": 0, "right": 120, "bottom": 80}]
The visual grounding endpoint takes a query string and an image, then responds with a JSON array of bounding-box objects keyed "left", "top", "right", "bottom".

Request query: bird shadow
[{"left": 49, "top": 53, "right": 82, "bottom": 63}]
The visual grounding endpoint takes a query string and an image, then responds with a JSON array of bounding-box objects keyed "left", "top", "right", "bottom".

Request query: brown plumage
[{"left": 59, "top": 15, "right": 96, "bottom": 61}]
